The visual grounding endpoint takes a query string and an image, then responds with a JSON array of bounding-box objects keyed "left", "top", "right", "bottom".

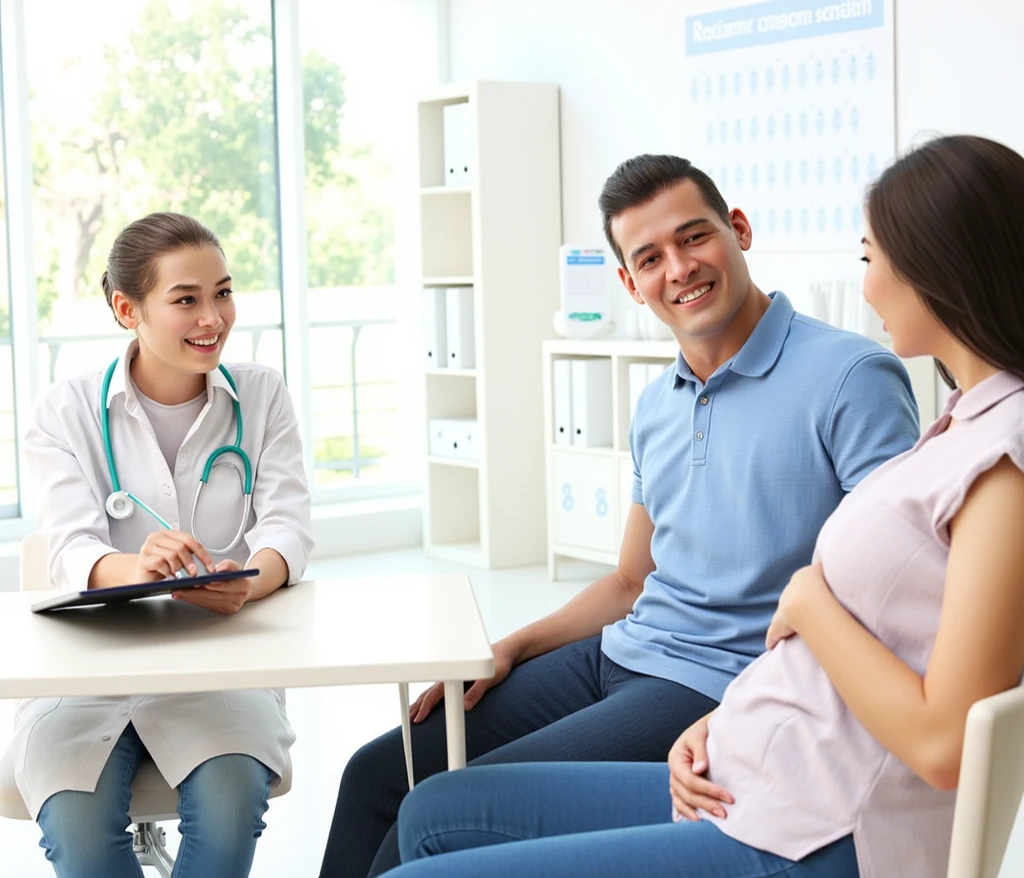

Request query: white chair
[
  {"left": 947, "top": 686, "right": 1024, "bottom": 877},
  {"left": 0, "top": 533, "right": 292, "bottom": 876}
]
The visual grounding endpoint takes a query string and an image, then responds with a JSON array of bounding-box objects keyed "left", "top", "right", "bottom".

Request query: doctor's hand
[
  {"left": 171, "top": 559, "right": 253, "bottom": 615},
  {"left": 135, "top": 530, "right": 215, "bottom": 582},
  {"left": 669, "top": 711, "right": 733, "bottom": 822},
  {"left": 409, "top": 637, "right": 519, "bottom": 723}
]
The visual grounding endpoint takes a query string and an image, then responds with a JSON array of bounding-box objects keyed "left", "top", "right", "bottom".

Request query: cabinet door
[
  {"left": 550, "top": 450, "right": 618, "bottom": 553},
  {"left": 618, "top": 455, "right": 637, "bottom": 540}
]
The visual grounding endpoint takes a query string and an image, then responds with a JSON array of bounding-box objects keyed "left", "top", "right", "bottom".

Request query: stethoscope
[{"left": 100, "top": 358, "right": 253, "bottom": 553}]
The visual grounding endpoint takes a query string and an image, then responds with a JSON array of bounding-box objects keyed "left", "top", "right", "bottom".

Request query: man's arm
[
  {"left": 410, "top": 501, "right": 655, "bottom": 721},
  {"left": 503, "top": 501, "right": 655, "bottom": 663}
]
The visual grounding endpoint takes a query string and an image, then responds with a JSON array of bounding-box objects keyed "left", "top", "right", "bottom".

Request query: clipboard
[{"left": 30, "top": 568, "right": 260, "bottom": 614}]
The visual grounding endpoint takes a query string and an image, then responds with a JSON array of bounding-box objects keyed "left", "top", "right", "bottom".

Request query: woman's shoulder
[{"left": 219, "top": 361, "right": 288, "bottom": 394}]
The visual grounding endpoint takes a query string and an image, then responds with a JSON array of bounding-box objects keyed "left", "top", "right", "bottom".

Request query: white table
[{"left": 0, "top": 575, "right": 494, "bottom": 776}]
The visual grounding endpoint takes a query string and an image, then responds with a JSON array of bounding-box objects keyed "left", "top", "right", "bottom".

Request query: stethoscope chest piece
[{"left": 105, "top": 490, "right": 135, "bottom": 520}]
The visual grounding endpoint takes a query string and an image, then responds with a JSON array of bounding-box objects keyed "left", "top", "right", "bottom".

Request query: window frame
[{"left": 0, "top": 0, "right": 433, "bottom": 541}]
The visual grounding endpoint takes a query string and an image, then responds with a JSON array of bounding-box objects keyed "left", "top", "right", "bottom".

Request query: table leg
[
  {"left": 398, "top": 682, "right": 414, "bottom": 789},
  {"left": 442, "top": 680, "right": 466, "bottom": 769}
]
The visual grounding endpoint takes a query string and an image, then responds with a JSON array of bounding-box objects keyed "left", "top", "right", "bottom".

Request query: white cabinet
[
  {"left": 420, "top": 81, "right": 561, "bottom": 569},
  {"left": 543, "top": 339, "right": 679, "bottom": 578}
]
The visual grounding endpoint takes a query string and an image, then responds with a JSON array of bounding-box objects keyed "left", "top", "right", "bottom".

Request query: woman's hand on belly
[{"left": 669, "top": 710, "right": 733, "bottom": 821}]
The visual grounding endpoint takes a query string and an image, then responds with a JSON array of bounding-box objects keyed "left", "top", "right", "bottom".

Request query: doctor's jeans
[
  {"left": 387, "top": 762, "right": 859, "bottom": 878},
  {"left": 318, "top": 635, "right": 719, "bottom": 878},
  {"left": 36, "top": 723, "right": 273, "bottom": 878}
]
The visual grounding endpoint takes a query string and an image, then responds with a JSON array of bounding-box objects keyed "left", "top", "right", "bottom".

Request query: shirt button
[
  {"left": 700, "top": 396, "right": 709, "bottom": 405},
  {"left": 696, "top": 431, "right": 704, "bottom": 441},
  {"left": 101, "top": 734, "right": 112, "bottom": 742},
  {"left": 162, "top": 484, "right": 172, "bottom": 496}
]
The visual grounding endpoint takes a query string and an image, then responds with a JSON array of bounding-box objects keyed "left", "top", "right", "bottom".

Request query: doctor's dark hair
[
  {"left": 598, "top": 154, "right": 730, "bottom": 267},
  {"left": 101, "top": 212, "right": 222, "bottom": 328},
  {"left": 866, "top": 134, "right": 1024, "bottom": 389}
]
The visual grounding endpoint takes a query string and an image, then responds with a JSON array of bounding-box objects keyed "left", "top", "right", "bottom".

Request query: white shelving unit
[
  {"left": 542, "top": 337, "right": 938, "bottom": 579},
  {"left": 542, "top": 339, "right": 678, "bottom": 579},
  {"left": 418, "top": 81, "right": 561, "bottom": 569}
]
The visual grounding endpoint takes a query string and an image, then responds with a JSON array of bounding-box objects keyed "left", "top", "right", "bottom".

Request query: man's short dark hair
[{"left": 598, "top": 155, "right": 730, "bottom": 266}]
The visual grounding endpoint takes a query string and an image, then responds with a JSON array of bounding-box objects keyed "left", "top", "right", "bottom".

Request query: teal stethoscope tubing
[{"left": 100, "top": 358, "right": 253, "bottom": 553}]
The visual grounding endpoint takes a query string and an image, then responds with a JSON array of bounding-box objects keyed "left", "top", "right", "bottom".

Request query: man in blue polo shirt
[{"left": 318, "top": 154, "right": 920, "bottom": 878}]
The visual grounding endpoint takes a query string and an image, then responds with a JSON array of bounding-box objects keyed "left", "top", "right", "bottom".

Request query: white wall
[{"left": 447, "top": 1, "right": 1024, "bottom": 872}]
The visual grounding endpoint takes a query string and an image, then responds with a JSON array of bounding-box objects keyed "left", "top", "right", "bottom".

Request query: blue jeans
[
  {"left": 319, "top": 635, "right": 719, "bottom": 878},
  {"left": 388, "top": 762, "right": 859, "bottom": 878},
  {"left": 36, "top": 723, "right": 273, "bottom": 878}
]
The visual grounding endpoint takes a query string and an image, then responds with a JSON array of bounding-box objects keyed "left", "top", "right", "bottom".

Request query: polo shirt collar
[
  {"left": 105, "top": 338, "right": 239, "bottom": 410},
  {"left": 948, "top": 370, "right": 1024, "bottom": 422},
  {"left": 673, "top": 291, "right": 793, "bottom": 386}
]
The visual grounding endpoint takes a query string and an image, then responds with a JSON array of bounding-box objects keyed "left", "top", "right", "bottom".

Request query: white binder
[
  {"left": 570, "top": 358, "right": 613, "bottom": 448},
  {"left": 628, "top": 362, "right": 649, "bottom": 420},
  {"left": 445, "top": 286, "right": 476, "bottom": 369},
  {"left": 423, "top": 288, "right": 447, "bottom": 368},
  {"left": 646, "top": 361, "right": 671, "bottom": 385},
  {"left": 552, "top": 359, "right": 573, "bottom": 445},
  {"left": 443, "top": 102, "right": 472, "bottom": 186}
]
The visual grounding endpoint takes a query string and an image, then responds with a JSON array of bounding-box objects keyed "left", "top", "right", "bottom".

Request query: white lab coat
[{"left": 10, "top": 339, "right": 314, "bottom": 818}]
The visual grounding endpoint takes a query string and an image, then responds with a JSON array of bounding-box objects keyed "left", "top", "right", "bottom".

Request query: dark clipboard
[{"left": 30, "top": 568, "right": 260, "bottom": 613}]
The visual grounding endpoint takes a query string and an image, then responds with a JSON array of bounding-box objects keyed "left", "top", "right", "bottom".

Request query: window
[
  {"left": 26, "top": 0, "right": 283, "bottom": 390},
  {"left": 299, "top": 0, "right": 437, "bottom": 495},
  {"left": 0, "top": 0, "right": 439, "bottom": 527}
]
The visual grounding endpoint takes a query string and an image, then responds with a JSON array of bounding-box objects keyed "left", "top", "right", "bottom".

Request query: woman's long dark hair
[{"left": 867, "top": 135, "right": 1024, "bottom": 388}]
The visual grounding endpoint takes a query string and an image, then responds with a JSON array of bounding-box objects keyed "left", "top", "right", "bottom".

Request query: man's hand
[
  {"left": 171, "top": 559, "right": 252, "bottom": 615},
  {"left": 668, "top": 712, "right": 733, "bottom": 821},
  {"left": 410, "top": 637, "right": 520, "bottom": 722}
]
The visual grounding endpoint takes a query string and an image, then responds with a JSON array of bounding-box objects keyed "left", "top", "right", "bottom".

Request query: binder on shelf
[
  {"left": 423, "top": 288, "right": 447, "bottom": 368},
  {"left": 647, "top": 361, "right": 671, "bottom": 385},
  {"left": 442, "top": 102, "right": 473, "bottom": 186},
  {"left": 628, "top": 362, "right": 649, "bottom": 420},
  {"left": 570, "top": 358, "right": 613, "bottom": 448},
  {"left": 445, "top": 286, "right": 476, "bottom": 369},
  {"left": 552, "top": 359, "right": 573, "bottom": 445}
]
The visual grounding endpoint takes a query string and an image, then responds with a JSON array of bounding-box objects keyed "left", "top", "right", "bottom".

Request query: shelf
[
  {"left": 547, "top": 444, "right": 617, "bottom": 458},
  {"left": 542, "top": 339, "right": 680, "bottom": 359},
  {"left": 550, "top": 544, "right": 619, "bottom": 567},
  {"left": 422, "top": 275, "right": 475, "bottom": 287},
  {"left": 426, "top": 367, "right": 477, "bottom": 378},
  {"left": 427, "top": 455, "right": 480, "bottom": 470},
  {"left": 420, "top": 185, "right": 473, "bottom": 196},
  {"left": 424, "top": 541, "right": 485, "bottom": 567}
]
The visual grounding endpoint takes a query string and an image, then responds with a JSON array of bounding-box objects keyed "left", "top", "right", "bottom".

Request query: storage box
[{"left": 429, "top": 418, "right": 479, "bottom": 461}]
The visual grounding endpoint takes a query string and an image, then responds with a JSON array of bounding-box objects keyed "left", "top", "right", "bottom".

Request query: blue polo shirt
[{"left": 601, "top": 292, "right": 920, "bottom": 701}]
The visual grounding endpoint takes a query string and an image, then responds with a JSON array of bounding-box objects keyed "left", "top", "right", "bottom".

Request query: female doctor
[{"left": 12, "top": 212, "right": 313, "bottom": 878}]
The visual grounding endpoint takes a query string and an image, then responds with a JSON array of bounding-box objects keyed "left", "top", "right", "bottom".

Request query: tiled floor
[{"left": 0, "top": 549, "right": 604, "bottom": 876}]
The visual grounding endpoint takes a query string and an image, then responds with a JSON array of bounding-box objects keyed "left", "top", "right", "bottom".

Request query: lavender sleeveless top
[{"left": 703, "top": 371, "right": 1024, "bottom": 878}]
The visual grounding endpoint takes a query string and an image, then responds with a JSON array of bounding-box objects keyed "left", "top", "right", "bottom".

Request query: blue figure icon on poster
[
  {"left": 783, "top": 160, "right": 792, "bottom": 187},
  {"left": 766, "top": 114, "right": 776, "bottom": 141},
  {"left": 798, "top": 61, "right": 808, "bottom": 88},
  {"left": 801, "top": 208, "right": 810, "bottom": 234},
  {"left": 800, "top": 159, "right": 810, "bottom": 185},
  {"left": 817, "top": 206, "right": 827, "bottom": 232},
  {"left": 833, "top": 157, "right": 842, "bottom": 184},
  {"left": 749, "top": 68, "right": 759, "bottom": 94},
  {"left": 817, "top": 158, "right": 826, "bottom": 185},
  {"left": 833, "top": 206, "right": 844, "bottom": 233},
  {"left": 784, "top": 208, "right": 793, "bottom": 234},
  {"left": 734, "top": 118, "right": 743, "bottom": 143},
  {"left": 851, "top": 106, "right": 860, "bottom": 134},
  {"left": 767, "top": 162, "right": 776, "bottom": 187},
  {"left": 734, "top": 71, "right": 742, "bottom": 96},
  {"left": 866, "top": 52, "right": 877, "bottom": 81},
  {"left": 750, "top": 163, "right": 760, "bottom": 189},
  {"left": 833, "top": 108, "right": 842, "bottom": 135},
  {"left": 750, "top": 116, "right": 760, "bottom": 142},
  {"left": 799, "top": 111, "right": 808, "bottom": 137},
  {"left": 815, "top": 59, "right": 824, "bottom": 86},
  {"left": 781, "top": 64, "right": 791, "bottom": 90}
]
